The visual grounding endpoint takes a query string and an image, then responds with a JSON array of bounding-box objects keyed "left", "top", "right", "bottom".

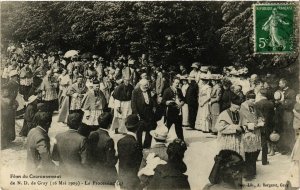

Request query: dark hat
[
  {"left": 245, "top": 90, "right": 256, "bottom": 100},
  {"left": 231, "top": 95, "right": 242, "bottom": 106},
  {"left": 93, "top": 80, "right": 100, "bottom": 84},
  {"left": 125, "top": 114, "right": 140, "bottom": 129},
  {"left": 209, "top": 150, "right": 244, "bottom": 184}
]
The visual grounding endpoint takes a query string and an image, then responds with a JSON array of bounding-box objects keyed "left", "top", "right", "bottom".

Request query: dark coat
[
  {"left": 131, "top": 87, "right": 155, "bottom": 123},
  {"left": 113, "top": 83, "right": 134, "bottom": 101},
  {"left": 185, "top": 81, "right": 199, "bottom": 106},
  {"left": 255, "top": 98, "right": 275, "bottom": 135},
  {"left": 162, "top": 87, "right": 184, "bottom": 117},
  {"left": 1, "top": 97, "right": 16, "bottom": 149},
  {"left": 26, "top": 127, "right": 52, "bottom": 173},
  {"left": 117, "top": 135, "right": 143, "bottom": 190},
  {"left": 282, "top": 88, "right": 296, "bottom": 111},
  {"left": 220, "top": 89, "right": 235, "bottom": 112},
  {"left": 147, "top": 163, "right": 191, "bottom": 190},
  {"left": 7, "top": 79, "right": 19, "bottom": 101},
  {"left": 87, "top": 128, "right": 118, "bottom": 183},
  {"left": 273, "top": 101, "right": 284, "bottom": 133},
  {"left": 52, "top": 129, "right": 88, "bottom": 177},
  {"left": 20, "top": 101, "right": 38, "bottom": 137}
]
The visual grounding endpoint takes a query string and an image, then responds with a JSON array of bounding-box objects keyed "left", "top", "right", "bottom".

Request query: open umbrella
[{"left": 64, "top": 50, "right": 79, "bottom": 58}]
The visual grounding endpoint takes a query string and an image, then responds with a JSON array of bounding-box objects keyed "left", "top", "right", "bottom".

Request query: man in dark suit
[
  {"left": 131, "top": 79, "right": 156, "bottom": 148},
  {"left": 162, "top": 77, "right": 185, "bottom": 140},
  {"left": 255, "top": 88, "right": 274, "bottom": 165},
  {"left": 27, "top": 112, "right": 53, "bottom": 174},
  {"left": 278, "top": 78, "right": 296, "bottom": 154},
  {"left": 185, "top": 76, "right": 199, "bottom": 129},
  {"left": 87, "top": 112, "right": 118, "bottom": 183},
  {"left": 117, "top": 114, "right": 143, "bottom": 190},
  {"left": 52, "top": 111, "right": 88, "bottom": 178}
]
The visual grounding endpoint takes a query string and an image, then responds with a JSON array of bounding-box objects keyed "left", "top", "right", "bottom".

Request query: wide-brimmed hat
[
  {"left": 191, "top": 63, "right": 199, "bottom": 69},
  {"left": 180, "top": 74, "right": 189, "bottom": 80},
  {"left": 187, "top": 74, "right": 196, "bottom": 81},
  {"left": 125, "top": 114, "right": 140, "bottom": 129},
  {"left": 92, "top": 55, "right": 99, "bottom": 59},
  {"left": 200, "top": 66, "right": 209, "bottom": 73},
  {"left": 200, "top": 73, "right": 213, "bottom": 80},
  {"left": 128, "top": 59, "right": 135, "bottom": 65},
  {"left": 211, "top": 74, "right": 223, "bottom": 80},
  {"left": 150, "top": 124, "right": 169, "bottom": 140},
  {"left": 9, "top": 70, "right": 18, "bottom": 77}
]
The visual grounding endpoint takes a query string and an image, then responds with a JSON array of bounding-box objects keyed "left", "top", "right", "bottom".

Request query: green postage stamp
[{"left": 253, "top": 4, "right": 296, "bottom": 54}]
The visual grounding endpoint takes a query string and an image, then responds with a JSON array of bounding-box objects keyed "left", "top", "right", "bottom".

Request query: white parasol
[{"left": 64, "top": 50, "right": 79, "bottom": 58}]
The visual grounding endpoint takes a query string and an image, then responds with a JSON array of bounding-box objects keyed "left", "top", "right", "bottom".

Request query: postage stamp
[{"left": 253, "top": 4, "right": 296, "bottom": 54}]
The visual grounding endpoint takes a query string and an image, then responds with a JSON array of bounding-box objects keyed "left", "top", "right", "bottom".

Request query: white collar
[
  {"left": 99, "top": 128, "right": 109, "bottom": 133},
  {"left": 68, "top": 129, "right": 78, "bottom": 132},
  {"left": 127, "top": 131, "right": 137, "bottom": 140},
  {"left": 37, "top": 126, "right": 47, "bottom": 133},
  {"left": 151, "top": 141, "right": 167, "bottom": 147}
]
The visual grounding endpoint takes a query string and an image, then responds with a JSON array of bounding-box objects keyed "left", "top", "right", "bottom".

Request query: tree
[{"left": 218, "top": 2, "right": 298, "bottom": 76}]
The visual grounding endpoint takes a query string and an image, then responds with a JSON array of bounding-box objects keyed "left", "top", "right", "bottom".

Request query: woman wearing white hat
[{"left": 195, "top": 74, "right": 212, "bottom": 132}]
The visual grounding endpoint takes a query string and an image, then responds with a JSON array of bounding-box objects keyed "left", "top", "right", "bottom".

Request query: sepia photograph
[{"left": 0, "top": 1, "right": 299, "bottom": 190}]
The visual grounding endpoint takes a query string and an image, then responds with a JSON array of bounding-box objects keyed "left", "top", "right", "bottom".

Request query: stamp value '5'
[{"left": 253, "top": 4, "right": 296, "bottom": 54}]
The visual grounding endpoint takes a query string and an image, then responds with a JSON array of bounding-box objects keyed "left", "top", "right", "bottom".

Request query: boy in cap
[{"left": 117, "top": 114, "right": 143, "bottom": 190}]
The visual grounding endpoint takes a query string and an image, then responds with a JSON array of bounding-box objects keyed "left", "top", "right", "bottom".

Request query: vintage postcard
[{"left": 1, "top": 1, "right": 299, "bottom": 190}]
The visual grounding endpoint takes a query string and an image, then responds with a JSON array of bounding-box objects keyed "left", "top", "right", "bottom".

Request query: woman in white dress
[
  {"left": 181, "top": 75, "right": 190, "bottom": 127},
  {"left": 195, "top": 74, "right": 212, "bottom": 132}
]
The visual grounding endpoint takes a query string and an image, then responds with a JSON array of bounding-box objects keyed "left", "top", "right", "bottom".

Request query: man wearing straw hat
[
  {"left": 138, "top": 124, "right": 169, "bottom": 188},
  {"left": 19, "top": 94, "right": 42, "bottom": 137}
]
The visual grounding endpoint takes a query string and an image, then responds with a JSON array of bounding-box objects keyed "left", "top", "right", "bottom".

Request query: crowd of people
[{"left": 1, "top": 44, "right": 300, "bottom": 189}]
